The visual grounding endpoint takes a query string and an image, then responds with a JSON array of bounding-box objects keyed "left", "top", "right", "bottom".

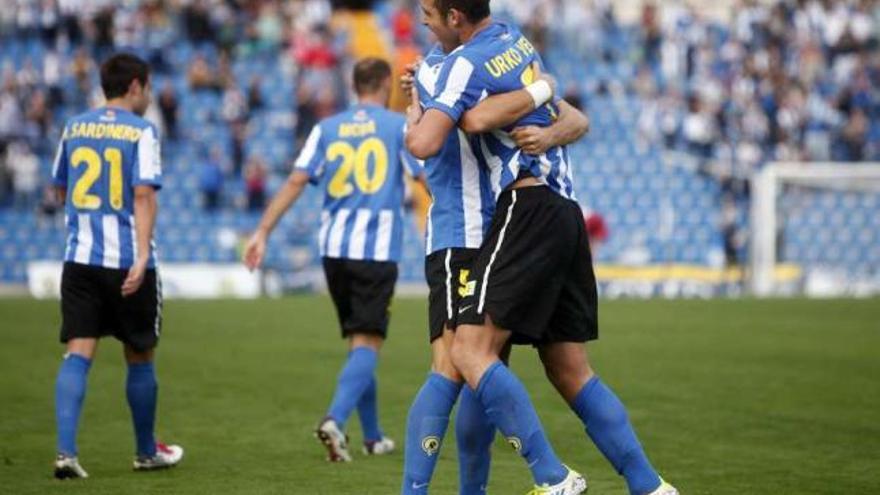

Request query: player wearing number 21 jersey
[
  {"left": 243, "top": 58, "right": 422, "bottom": 462},
  {"left": 52, "top": 99, "right": 161, "bottom": 268},
  {"left": 49, "top": 53, "right": 182, "bottom": 481}
]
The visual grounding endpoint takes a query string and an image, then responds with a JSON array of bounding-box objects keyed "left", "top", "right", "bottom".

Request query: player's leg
[
  {"left": 452, "top": 317, "right": 572, "bottom": 488},
  {"left": 453, "top": 187, "right": 588, "bottom": 491},
  {"left": 402, "top": 329, "right": 463, "bottom": 495},
  {"left": 123, "top": 344, "right": 184, "bottom": 470},
  {"left": 54, "top": 262, "right": 103, "bottom": 479},
  {"left": 403, "top": 248, "right": 493, "bottom": 494},
  {"left": 538, "top": 198, "right": 673, "bottom": 495},
  {"left": 118, "top": 267, "right": 182, "bottom": 470},
  {"left": 123, "top": 345, "right": 158, "bottom": 459},
  {"left": 355, "top": 346, "right": 386, "bottom": 453},
  {"left": 320, "top": 259, "right": 395, "bottom": 461},
  {"left": 325, "top": 332, "right": 383, "bottom": 438},
  {"left": 454, "top": 342, "right": 508, "bottom": 495},
  {"left": 55, "top": 339, "right": 98, "bottom": 467},
  {"left": 539, "top": 343, "right": 671, "bottom": 495},
  {"left": 355, "top": 367, "right": 395, "bottom": 455}
]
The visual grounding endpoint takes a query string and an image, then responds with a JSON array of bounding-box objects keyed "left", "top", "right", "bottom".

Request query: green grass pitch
[{"left": 1, "top": 297, "right": 878, "bottom": 494}]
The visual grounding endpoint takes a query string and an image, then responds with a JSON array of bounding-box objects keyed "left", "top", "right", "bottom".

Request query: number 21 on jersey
[
  {"left": 70, "top": 146, "right": 124, "bottom": 210},
  {"left": 326, "top": 137, "right": 388, "bottom": 198}
]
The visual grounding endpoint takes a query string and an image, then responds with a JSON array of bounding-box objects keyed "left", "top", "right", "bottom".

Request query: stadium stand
[{"left": 0, "top": 0, "right": 877, "bottom": 292}]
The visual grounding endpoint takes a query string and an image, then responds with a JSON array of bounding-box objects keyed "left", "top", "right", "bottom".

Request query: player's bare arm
[
  {"left": 511, "top": 100, "right": 590, "bottom": 155},
  {"left": 242, "top": 170, "right": 310, "bottom": 271},
  {"left": 459, "top": 65, "right": 557, "bottom": 134},
  {"left": 405, "top": 99, "right": 457, "bottom": 160},
  {"left": 401, "top": 59, "right": 555, "bottom": 136},
  {"left": 122, "top": 185, "right": 157, "bottom": 297}
]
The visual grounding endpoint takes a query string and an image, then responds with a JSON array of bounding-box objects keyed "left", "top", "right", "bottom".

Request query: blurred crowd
[
  {"left": 496, "top": 0, "right": 878, "bottom": 168},
  {"left": 0, "top": 0, "right": 878, "bottom": 223},
  {"left": 634, "top": 0, "right": 878, "bottom": 186},
  {"left": 495, "top": 0, "right": 878, "bottom": 267},
  {"left": 0, "top": 0, "right": 364, "bottom": 212}
]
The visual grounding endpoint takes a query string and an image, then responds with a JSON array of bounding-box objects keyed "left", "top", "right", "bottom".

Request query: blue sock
[
  {"left": 475, "top": 361, "right": 568, "bottom": 486},
  {"left": 327, "top": 347, "right": 378, "bottom": 429},
  {"left": 55, "top": 353, "right": 92, "bottom": 456},
  {"left": 572, "top": 376, "right": 661, "bottom": 495},
  {"left": 401, "top": 373, "right": 462, "bottom": 495},
  {"left": 126, "top": 362, "right": 158, "bottom": 457},
  {"left": 456, "top": 385, "right": 495, "bottom": 495},
  {"left": 356, "top": 376, "right": 383, "bottom": 443}
]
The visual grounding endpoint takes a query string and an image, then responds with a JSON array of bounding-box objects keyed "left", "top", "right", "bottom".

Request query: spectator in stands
[
  {"left": 682, "top": 95, "right": 716, "bottom": 160},
  {"left": 255, "top": 1, "right": 285, "bottom": 51},
  {"left": 0, "top": 145, "right": 11, "bottom": 206},
  {"left": 244, "top": 156, "right": 268, "bottom": 211},
  {"left": 0, "top": 75, "right": 21, "bottom": 145},
  {"left": 583, "top": 208, "right": 610, "bottom": 257},
  {"left": 14, "top": 0, "right": 39, "bottom": 39},
  {"left": 230, "top": 120, "right": 248, "bottom": 178},
  {"left": 187, "top": 53, "right": 222, "bottom": 92},
  {"left": 158, "top": 81, "right": 179, "bottom": 141},
  {"left": 247, "top": 76, "right": 264, "bottom": 113},
  {"left": 143, "top": 1, "right": 174, "bottom": 73},
  {"left": 25, "top": 90, "right": 53, "bottom": 148},
  {"left": 199, "top": 147, "right": 225, "bottom": 211},
  {"left": 183, "top": 0, "right": 214, "bottom": 45},
  {"left": 39, "top": 184, "right": 61, "bottom": 218},
  {"left": 91, "top": 5, "right": 115, "bottom": 60},
  {"left": 43, "top": 49, "right": 64, "bottom": 108},
  {"left": 58, "top": 0, "right": 83, "bottom": 45},
  {"left": 69, "top": 47, "right": 94, "bottom": 106},
  {"left": 213, "top": 3, "right": 238, "bottom": 57},
  {"left": 221, "top": 82, "right": 248, "bottom": 124},
  {"left": 16, "top": 58, "right": 39, "bottom": 96},
  {"left": 39, "top": 2, "right": 59, "bottom": 43},
  {"left": 720, "top": 195, "right": 743, "bottom": 269},
  {"left": 641, "top": 2, "right": 662, "bottom": 67},
  {"left": 7, "top": 141, "right": 39, "bottom": 210},
  {"left": 841, "top": 108, "right": 869, "bottom": 161}
]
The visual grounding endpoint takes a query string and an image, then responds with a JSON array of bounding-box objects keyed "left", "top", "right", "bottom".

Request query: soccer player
[
  {"left": 242, "top": 58, "right": 420, "bottom": 462},
  {"left": 51, "top": 53, "right": 182, "bottom": 479},
  {"left": 400, "top": 50, "right": 591, "bottom": 495},
  {"left": 406, "top": 1, "right": 679, "bottom": 494}
]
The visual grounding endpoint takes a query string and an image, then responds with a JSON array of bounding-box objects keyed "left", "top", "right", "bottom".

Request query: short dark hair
[
  {"left": 353, "top": 57, "right": 392, "bottom": 96},
  {"left": 100, "top": 53, "right": 150, "bottom": 99},
  {"left": 435, "top": 0, "right": 490, "bottom": 23}
]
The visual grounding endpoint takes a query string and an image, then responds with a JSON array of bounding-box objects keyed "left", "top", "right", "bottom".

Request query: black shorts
[
  {"left": 60, "top": 262, "right": 163, "bottom": 353},
  {"left": 323, "top": 257, "right": 397, "bottom": 339},
  {"left": 425, "top": 248, "right": 480, "bottom": 342},
  {"left": 457, "top": 186, "right": 599, "bottom": 345}
]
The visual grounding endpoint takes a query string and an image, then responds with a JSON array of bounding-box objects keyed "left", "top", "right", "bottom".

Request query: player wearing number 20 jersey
[
  {"left": 243, "top": 58, "right": 421, "bottom": 462},
  {"left": 294, "top": 103, "right": 421, "bottom": 263}
]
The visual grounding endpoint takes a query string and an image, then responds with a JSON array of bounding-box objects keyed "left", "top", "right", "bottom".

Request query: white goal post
[{"left": 750, "top": 162, "right": 880, "bottom": 296}]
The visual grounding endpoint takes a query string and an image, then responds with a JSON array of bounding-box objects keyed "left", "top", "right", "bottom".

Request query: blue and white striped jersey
[
  {"left": 426, "top": 21, "right": 577, "bottom": 200},
  {"left": 417, "top": 44, "right": 495, "bottom": 255},
  {"left": 52, "top": 107, "right": 162, "bottom": 269},
  {"left": 295, "top": 104, "right": 421, "bottom": 263}
]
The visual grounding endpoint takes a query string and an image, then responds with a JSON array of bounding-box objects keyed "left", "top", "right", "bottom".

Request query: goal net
[{"left": 750, "top": 163, "right": 880, "bottom": 297}]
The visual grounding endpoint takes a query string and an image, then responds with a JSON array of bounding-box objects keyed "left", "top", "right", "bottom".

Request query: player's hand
[
  {"left": 406, "top": 82, "right": 423, "bottom": 128},
  {"left": 121, "top": 260, "right": 147, "bottom": 297},
  {"left": 242, "top": 232, "right": 267, "bottom": 271},
  {"left": 511, "top": 126, "right": 554, "bottom": 155},
  {"left": 531, "top": 63, "right": 557, "bottom": 101},
  {"left": 400, "top": 59, "right": 421, "bottom": 95}
]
